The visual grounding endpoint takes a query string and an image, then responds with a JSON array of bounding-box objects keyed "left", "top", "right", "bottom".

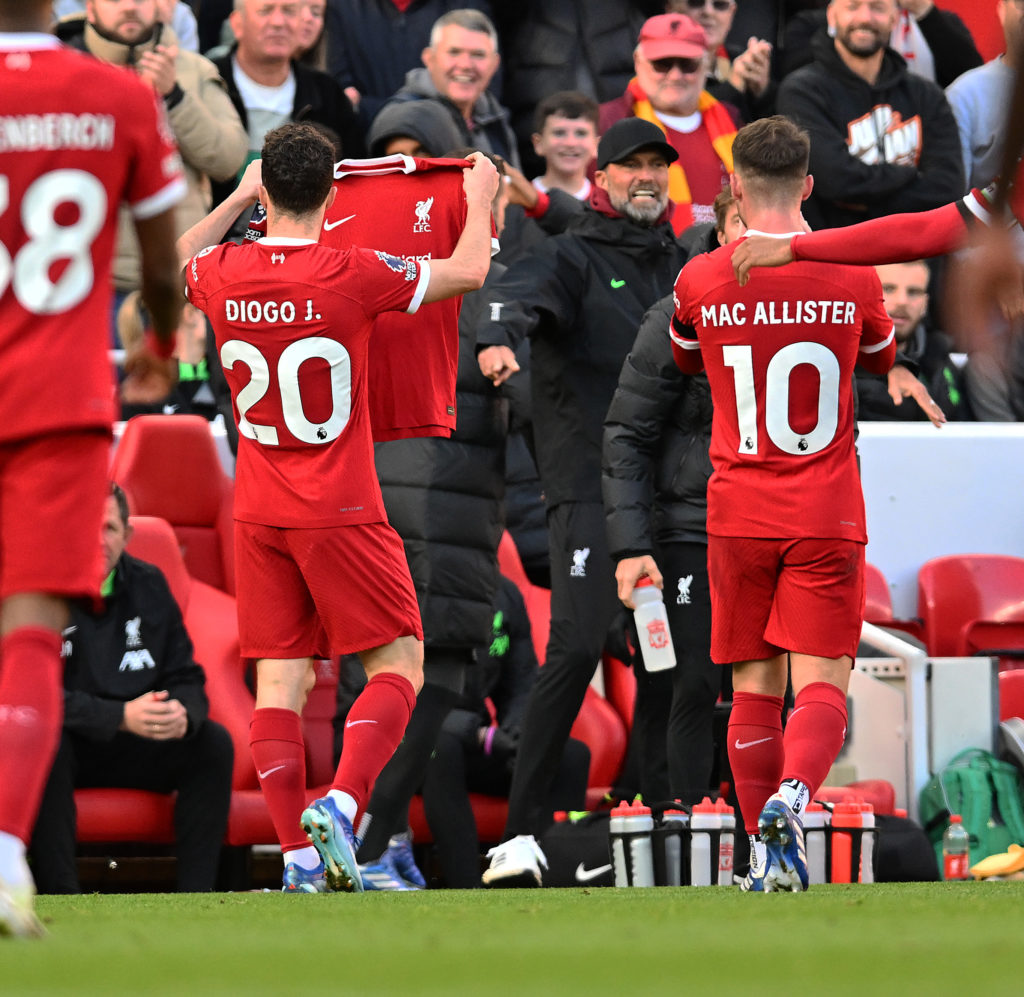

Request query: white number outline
[
  {"left": 220, "top": 336, "right": 352, "bottom": 446},
  {"left": 724, "top": 341, "right": 840, "bottom": 456},
  {"left": 0, "top": 170, "right": 107, "bottom": 314}
]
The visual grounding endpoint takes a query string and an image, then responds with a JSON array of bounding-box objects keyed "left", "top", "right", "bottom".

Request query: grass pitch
[{"left": 2, "top": 883, "right": 1019, "bottom": 995}]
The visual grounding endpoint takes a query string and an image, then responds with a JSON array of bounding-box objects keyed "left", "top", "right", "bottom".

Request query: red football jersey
[
  {"left": 671, "top": 235, "right": 895, "bottom": 541},
  {"left": 0, "top": 35, "right": 185, "bottom": 442},
  {"left": 185, "top": 237, "right": 429, "bottom": 528},
  {"left": 247, "top": 156, "right": 479, "bottom": 440}
]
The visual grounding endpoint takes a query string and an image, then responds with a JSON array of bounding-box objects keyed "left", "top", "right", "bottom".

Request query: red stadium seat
[
  {"left": 999, "top": 670, "right": 1024, "bottom": 722},
  {"left": 111, "top": 415, "right": 235, "bottom": 595},
  {"left": 75, "top": 515, "right": 244, "bottom": 844},
  {"left": 863, "top": 562, "right": 924, "bottom": 643},
  {"left": 918, "top": 554, "right": 1024, "bottom": 665},
  {"left": 815, "top": 779, "right": 896, "bottom": 816}
]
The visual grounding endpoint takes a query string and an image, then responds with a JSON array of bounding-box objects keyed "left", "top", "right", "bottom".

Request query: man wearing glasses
[
  {"left": 599, "top": 12, "right": 741, "bottom": 234},
  {"left": 668, "top": 0, "right": 774, "bottom": 120}
]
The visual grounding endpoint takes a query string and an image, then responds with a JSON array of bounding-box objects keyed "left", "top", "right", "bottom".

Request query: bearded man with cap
[
  {"left": 474, "top": 118, "right": 690, "bottom": 887},
  {"left": 601, "top": 12, "right": 741, "bottom": 234}
]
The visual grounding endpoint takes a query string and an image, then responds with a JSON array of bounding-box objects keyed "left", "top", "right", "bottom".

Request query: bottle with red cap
[
  {"left": 632, "top": 577, "right": 676, "bottom": 672},
  {"left": 942, "top": 814, "right": 971, "bottom": 881},
  {"left": 609, "top": 799, "right": 655, "bottom": 887}
]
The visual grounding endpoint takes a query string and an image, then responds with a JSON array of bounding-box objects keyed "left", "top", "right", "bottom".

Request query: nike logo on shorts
[
  {"left": 575, "top": 862, "right": 613, "bottom": 883},
  {"left": 733, "top": 736, "right": 775, "bottom": 750},
  {"left": 346, "top": 718, "right": 378, "bottom": 728},
  {"left": 323, "top": 214, "right": 356, "bottom": 231},
  {"left": 257, "top": 765, "right": 285, "bottom": 779}
]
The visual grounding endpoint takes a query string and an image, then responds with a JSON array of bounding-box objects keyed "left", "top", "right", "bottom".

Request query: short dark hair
[
  {"left": 712, "top": 187, "right": 737, "bottom": 233},
  {"left": 109, "top": 481, "right": 130, "bottom": 527},
  {"left": 261, "top": 123, "right": 335, "bottom": 218},
  {"left": 532, "top": 91, "right": 600, "bottom": 134},
  {"left": 731, "top": 115, "right": 810, "bottom": 188}
]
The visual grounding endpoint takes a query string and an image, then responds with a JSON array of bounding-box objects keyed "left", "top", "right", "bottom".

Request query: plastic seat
[
  {"left": 999, "top": 670, "right": 1024, "bottom": 721},
  {"left": 863, "top": 562, "right": 924, "bottom": 643},
  {"left": 918, "top": 554, "right": 1024, "bottom": 664},
  {"left": 75, "top": 515, "right": 243, "bottom": 845},
  {"left": 111, "top": 414, "right": 235, "bottom": 595}
]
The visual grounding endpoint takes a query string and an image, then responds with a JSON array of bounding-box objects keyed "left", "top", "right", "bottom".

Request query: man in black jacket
[
  {"left": 777, "top": 0, "right": 963, "bottom": 231},
  {"left": 476, "top": 118, "right": 688, "bottom": 887},
  {"left": 29, "top": 484, "right": 233, "bottom": 894}
]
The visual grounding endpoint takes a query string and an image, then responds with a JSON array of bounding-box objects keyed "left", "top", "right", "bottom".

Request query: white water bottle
[
  {"left": 689, "top": 797, "right": 717, "bottom": 886},
  {"left": 802, "top": 801, "right": 828, "bottom": 885},
  {"left": 632, "top": 577, "right": 676, "bottom": 672},
  {"left": 609, "top": 799, "right": 655, "bottom": 888}
]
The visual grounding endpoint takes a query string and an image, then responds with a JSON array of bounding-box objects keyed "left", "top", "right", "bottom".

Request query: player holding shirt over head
[
  {"left": 670, "top": 116, "right": 896, "bottom": 892},
  {"left": 0, "top": 0, "right": 184, "bottom": 937},
  {"left": 178, "top": 123, "right": 497, "bottom": 893}
]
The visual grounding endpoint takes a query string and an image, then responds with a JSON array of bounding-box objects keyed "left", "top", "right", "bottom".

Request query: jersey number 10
[{"left": 724, "top": 342, "right": 840, "bottom": 456}]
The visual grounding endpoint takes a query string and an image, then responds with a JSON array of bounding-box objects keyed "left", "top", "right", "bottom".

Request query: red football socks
[
  {"left": 333, "top": 671, "right": 416, "bottom": 814},
  {"left": 0, "top": 627, "right": 64, "bottom": 842},
  {"left": 250, "top": 707, "right": 308, "bottom": 853},
  {"left": 781, "top": 681, "right": 848, "bottom": 798},
  {"left": 728, "top": 691, "right": 785, "bottom": 834}
]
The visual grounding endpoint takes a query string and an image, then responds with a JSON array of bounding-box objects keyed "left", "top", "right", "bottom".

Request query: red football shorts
[
  {"left": 707, "top": 535, "right": 865, "bottom": 664},
  {"left": 0, "top": 429, "right": 109, "bottom": 602},
  {"left": 234, "top": 519, "right": 423, "bottom": 659}
]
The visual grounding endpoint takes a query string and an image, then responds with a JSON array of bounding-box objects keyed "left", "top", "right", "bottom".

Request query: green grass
[{"left": 1, "top": 883, "right": 1020, "bottom": 995}]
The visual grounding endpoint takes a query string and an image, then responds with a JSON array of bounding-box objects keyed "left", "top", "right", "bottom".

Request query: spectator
[
  {"left": 529, "top": 91, "right": 600, "bottom": 200},
  {"left": 856, "top": 261, "right": 971, "bottom": 420},
  {"left": 366, "top": 98, "right": 464, "bottom": 158},
  {"left": 54, "top": 0, "right": 201, "bottom": 51},
  {"left": 946, "top": 0, "right": 1022, "bottom": 192},
  {"left": 667, "top": 0, "right": 775, "bottom": 120},
  {"left": 494, "top": 1, "right": 659, "bottom": 176},
  {"left": 324, "top": 0, "right": 495, "bottom": 128},
  {"left": 28, "top": 484, "right": 234, "bottom": 894},
  {"left": 56, "top": 0, "right": 248, "bottom": 325},
  {"left": 600, "top": 13, "right": 740, "bottom": 234},
  {"left": 776, "top": 0, "right": 964, "bottom": 231},
  {"left": 475, "top": 118, "right": 689, "bottom": 887},
  {"left": 378, "top": 8, "right": 519, "bottom": 167},
  {"left": 208, "top": 0, "right": 365, "bottom": 226},
  {"left": 779, "top": 1, "right": 982, "bottom": 87},
  {"left": 295, "top": 0, "right": 327, "bottom": 69},
  {"left": 117, "top": 294, "right": 236, "bottom": 440},
  {"left": 422, "top": 575, "right": 590, "bottom": 888},
  {"left": 601, "top": 189, "right": 741, "bottom": 807}
]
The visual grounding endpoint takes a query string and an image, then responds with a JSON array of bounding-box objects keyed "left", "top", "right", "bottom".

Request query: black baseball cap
[{"left": 596, "top": 118, "right": 678, "bottom": 170}]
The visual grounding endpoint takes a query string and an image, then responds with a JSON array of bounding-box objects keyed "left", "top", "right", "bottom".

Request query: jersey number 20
[{"left": 221, "top": 337, "right": 351, "bottom": 446}]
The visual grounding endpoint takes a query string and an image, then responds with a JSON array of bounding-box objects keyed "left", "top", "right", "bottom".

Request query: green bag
[{"left": 918, "top": 747, "right": 1024, "bottom": 869}]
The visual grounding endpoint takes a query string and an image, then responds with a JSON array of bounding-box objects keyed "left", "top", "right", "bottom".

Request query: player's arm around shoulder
[{"left": 422, "top": 153, "right": 500, "bottom": 304}]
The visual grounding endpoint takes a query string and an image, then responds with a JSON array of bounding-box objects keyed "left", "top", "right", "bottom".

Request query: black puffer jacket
[
  {"left": 374, "top": 265, "right": 509, "bottom": 649},
  {"left": 476, "top": 202, "right": 686, "bottom": 509},
  {"left": 602, "top": 294, "right": 713, "bottom": 559}
]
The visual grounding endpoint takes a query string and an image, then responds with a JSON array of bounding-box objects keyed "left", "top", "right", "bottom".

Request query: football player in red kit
[
  {"left": 0, "top": 0, "right": 184, "bottom": 936},
  {"left": 671, "top": 116, "right": 896, "bottom": 892},
  {"left": 179, "top": 123, "right": 497, "bottom": 892}
]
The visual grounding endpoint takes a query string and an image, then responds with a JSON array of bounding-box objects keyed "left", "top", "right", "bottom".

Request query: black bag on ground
[
  {"left": 539, "top": 812, "right": 614, "bottom": 887},
  {"left": 874, "top": 814, "right": 939, "bottom": 881}
]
